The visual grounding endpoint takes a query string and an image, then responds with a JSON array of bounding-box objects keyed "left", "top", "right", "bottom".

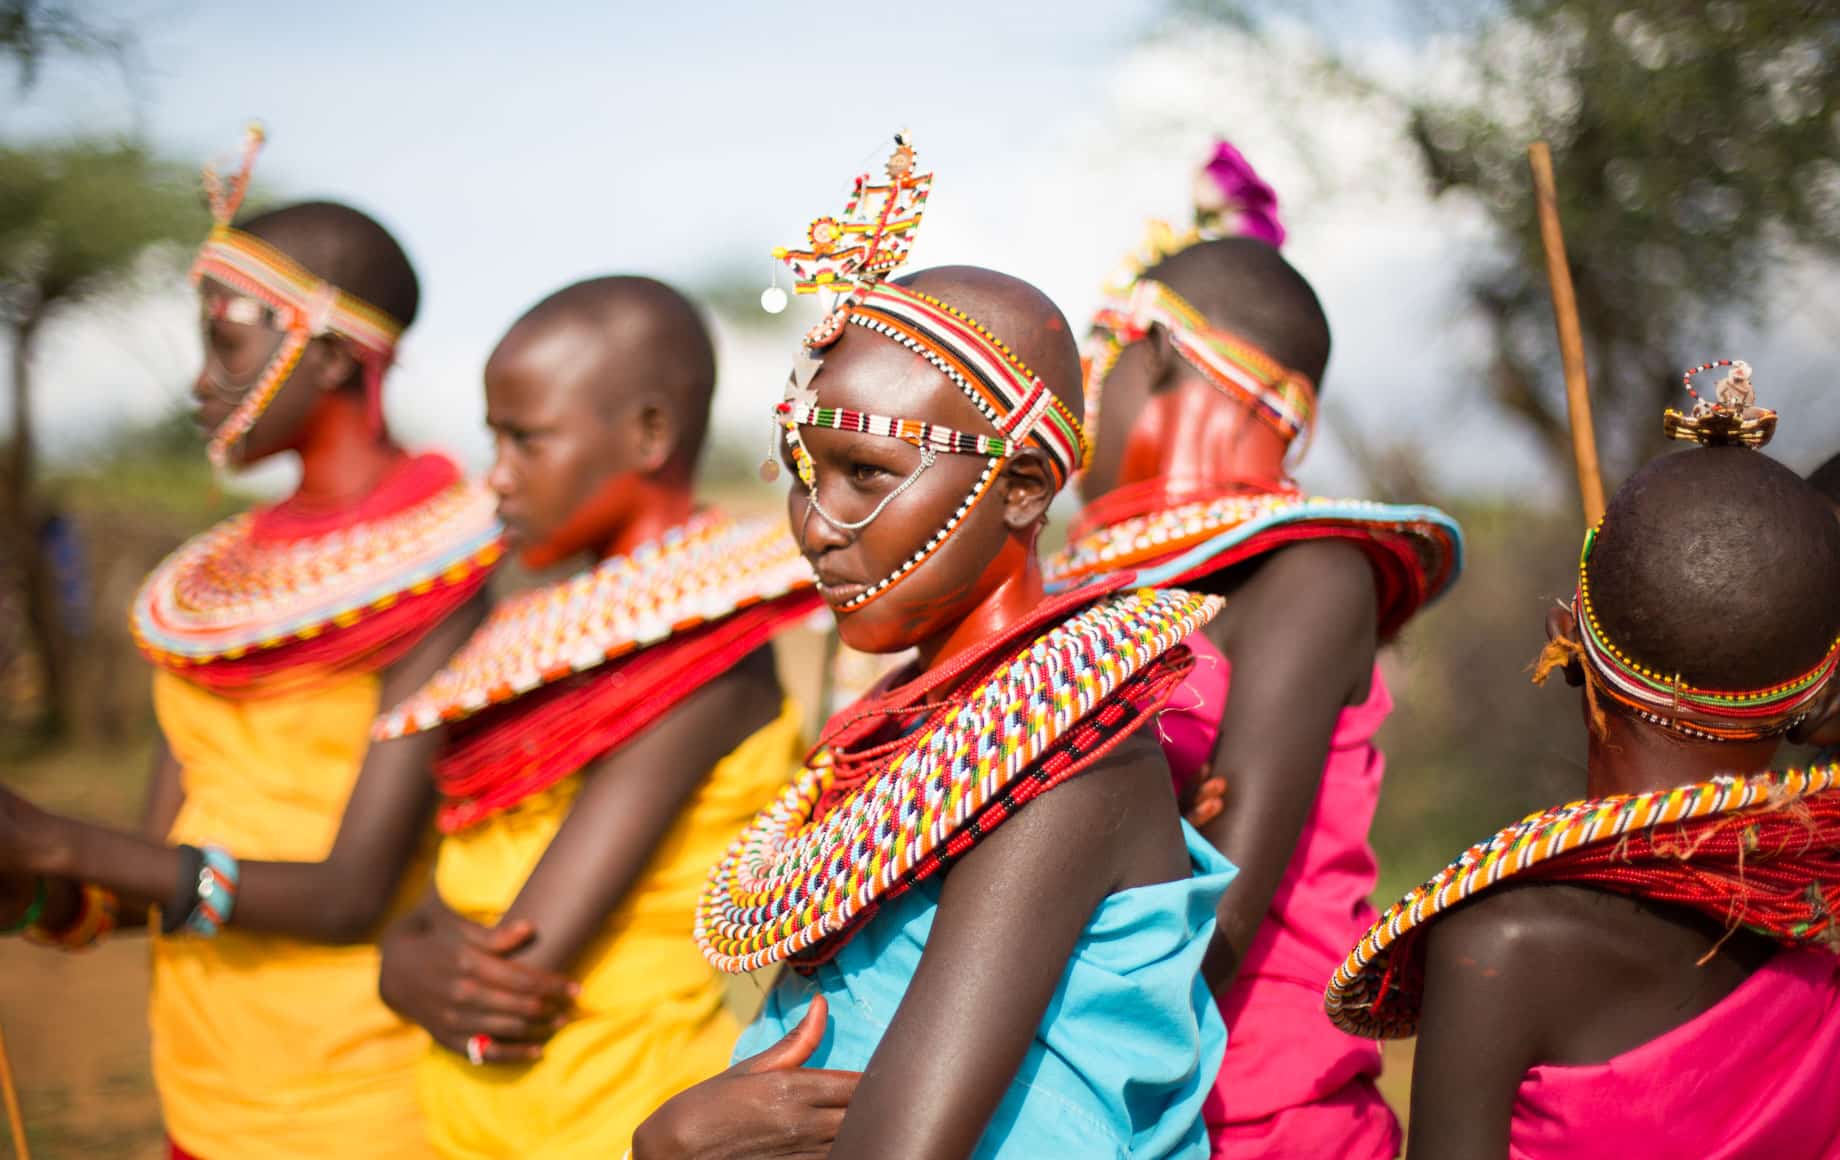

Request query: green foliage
[
  {"left": 1177, "top": 0, "right": 1840, "bottom": 483},
  {"left": 1405, "top": 1, "right": 1840, "bottom": 475},
  {"left": 0, "top": 139, "right": 205, "bottom": 322}
]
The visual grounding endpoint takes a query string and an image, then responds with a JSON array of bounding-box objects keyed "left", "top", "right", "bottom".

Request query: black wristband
[{"left": 164, "top": 844, "right": 205, "bottom": 935}]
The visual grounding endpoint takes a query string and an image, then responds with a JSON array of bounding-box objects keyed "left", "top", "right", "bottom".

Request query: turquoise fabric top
[{"left": 733, "top": 819, "right": 1237, "bottom": 1158}]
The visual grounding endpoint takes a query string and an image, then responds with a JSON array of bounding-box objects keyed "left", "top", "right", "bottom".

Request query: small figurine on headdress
[{"left": 1664, "top": 359, "right": 1778, "bottom": 448}]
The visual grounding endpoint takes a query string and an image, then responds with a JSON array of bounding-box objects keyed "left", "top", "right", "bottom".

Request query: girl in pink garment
[
  {"left": 1048, "top": 140, "right": 1462, "bottom": 1157},
  {"left": 1325, "top": 403, "right": 1840, "bottom": 1159}
]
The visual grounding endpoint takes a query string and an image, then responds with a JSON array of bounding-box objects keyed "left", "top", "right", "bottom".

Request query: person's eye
[{"left": 849, "top": 460, "right": 891, "bottom": 485}]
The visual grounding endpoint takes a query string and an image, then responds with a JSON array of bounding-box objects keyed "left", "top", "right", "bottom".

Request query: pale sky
[{"left": 6, "top": 1, "right": 1836, "bottom": 500}]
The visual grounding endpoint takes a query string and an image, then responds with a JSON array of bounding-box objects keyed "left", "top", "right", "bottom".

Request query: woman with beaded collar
[
  {"left": 1325, "top": 378, "right": 1840, "bottom": 1159},
  {"left": 682, "top": 138, "right": 1237, "bottom": 1159},
  {"left": 1050, "top": 140, "right": 1462, "bottom": 1159},
  {"left": 0, "top": 126, "right": 500, "bottom": 1159}
]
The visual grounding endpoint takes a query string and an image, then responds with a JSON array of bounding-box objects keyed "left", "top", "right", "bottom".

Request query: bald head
[
  {"left": 1589, "top": 446, "right": 1840, "bottom": 691},
  {"left": 490, "top": 276, "right": 717, "bottom": 473},
  {"left": 240, "top": 201, "right": 420, "bottom": 328},
  {"left": 896, "top": 265, "right": 1084, "bottom": 428},
  {"left": 1146, "top": 237, "right": 1329, "bottom": 387}
]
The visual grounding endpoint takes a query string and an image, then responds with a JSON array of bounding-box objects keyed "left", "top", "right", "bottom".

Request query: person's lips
[{"left": 813, "top": 566, "right": 866, "bottom": 607}]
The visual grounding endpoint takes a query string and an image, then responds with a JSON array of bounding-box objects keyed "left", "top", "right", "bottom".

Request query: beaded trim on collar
[
  {"left": 132, "top": 476, "right": 501, "bottom": 670},
  {"left": 1326, "top": 763, "right": 1840, "bottom": 1039},
  {"left": 1046, "top": 490, "right": 1463, "bottom": 640},
  {"left": 695, "top": 586, "right": 1222, "bottom": 973},
  {"left": 375, "top": 513, "right": 817, "bottom": 739}
]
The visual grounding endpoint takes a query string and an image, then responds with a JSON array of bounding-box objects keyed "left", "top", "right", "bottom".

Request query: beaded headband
[
  {"left": 762, "top": 134, "right": 1085, "bottom": 612},
  {"left": 1084, "top": 277, "right": 1317, "bottom": 465},
  {"left": 190, "top": 123, "right": 406, "bottom": 469},
  {"left": 1572, "top": 521, "right": 1840, "bottom": 741}
]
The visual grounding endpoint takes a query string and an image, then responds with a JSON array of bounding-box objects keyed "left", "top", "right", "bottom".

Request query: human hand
[
  {"left": 1180, "top": 763, "right": 1227, "bottom": 829},
  {"left": 632, "top": 995, "right": 859, "bottom": 1160},
  {"left": 377, "top": 898, "right": 579, "bottom": 1063}
]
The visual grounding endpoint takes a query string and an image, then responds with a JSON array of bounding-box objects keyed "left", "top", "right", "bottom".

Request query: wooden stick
[
  {"left": 0, "top": 1024, "right": 29, "bottom": 1160},
  {"left": 1528, "top": 140, "right": 1607, "bottom": 526}
]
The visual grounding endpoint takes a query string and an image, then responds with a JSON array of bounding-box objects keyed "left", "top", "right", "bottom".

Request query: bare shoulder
[
  {"left": 1239, "top": 537, "right": 1377, "bottom": 609},
  {"left": 984, "top": 725, "right": 1187, "bottom": 891},
  {"left": 1426, "top": 882, "right": 1616, "bottom": 981}
]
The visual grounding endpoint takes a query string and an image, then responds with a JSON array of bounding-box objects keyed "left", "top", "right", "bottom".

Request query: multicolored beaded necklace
[
  {"left": 375, "top": 512, "right": 817, "bottom": 739},
  {"left": 132, "top": 453, "right": 502, "bottom": 694},
  {"left": 695, "top": 585, "right": 1222, "bottom": 973},
  {"left": 1327, "top": 762, "right": 1840, "bottom": 1039},
  {"left": 1046, "top": 485, "right": 1463, "bottom": 642}
]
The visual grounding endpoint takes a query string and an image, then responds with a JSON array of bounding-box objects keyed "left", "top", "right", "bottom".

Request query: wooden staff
[
  {"left": 0, "top": 1024, "right": 29, "bottom": 1160},
  {"left": 1528, "top": 140, "right": 1606, "bottom": 526}
]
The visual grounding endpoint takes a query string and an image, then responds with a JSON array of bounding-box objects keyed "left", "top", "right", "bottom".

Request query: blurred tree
[
  {"left": 1177, "top": 0, "right": 1840, "bottom": 487},
  {"left": 1, "top": 0, "right": 133, "bottom": 91},
  {"left": 1, "top": 141, "right": 203, "bottom": 739}
]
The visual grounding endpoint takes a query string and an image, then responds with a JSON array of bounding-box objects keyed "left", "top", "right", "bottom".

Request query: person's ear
[
  {"left": 1544, "top": 602, "right": 1585, "bottom": 687},
  {"left": 1146, "top": 325, "right": 1178, "bottom": 390},
  {"left": 303, "top": 337, "right": 360, "bottom": 393},
  {"left": 630, "top": 396, "right": 678, "bottom": 475},
  {"left": 1789, "top": 681, "right": 1840, "bottom": 749},
  {"left": 999, "top": 448, "right": 1058, "bottom": 531}
]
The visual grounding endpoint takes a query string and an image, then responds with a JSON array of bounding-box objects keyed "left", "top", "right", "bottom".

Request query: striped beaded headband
[
  {"left": 190, "top": 123, "right": 406, "bottom": 469},
  {"left": 1085, "top": 277, "right": 1317, "bottom": 465},
  {"left": 1574, "top": 521, "right": 1840, "bottom": 740},
  {"left": 844, "top": 282, "right": 1086, "bottom": 486}
]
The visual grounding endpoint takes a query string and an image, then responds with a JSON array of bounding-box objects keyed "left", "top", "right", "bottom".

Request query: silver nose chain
[{"left": 803, "top": 445, "right": 937, "bottom": 535}]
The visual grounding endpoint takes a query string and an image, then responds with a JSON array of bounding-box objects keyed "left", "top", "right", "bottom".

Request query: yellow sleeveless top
[
  {"left": 417, "top": 701, "right": 802, "bottom": 1159},
  {"left": 150, "top": 669, "right": 436, "bottom": 1160}
]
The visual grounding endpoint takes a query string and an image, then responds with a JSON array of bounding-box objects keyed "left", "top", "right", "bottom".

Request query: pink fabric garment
[
  {"left": 1509, "top": 949, "right": 1840, "bottom": 1160},
  {"left": 1160, "top": 631, "right": 1402, "bottom": 1159}
]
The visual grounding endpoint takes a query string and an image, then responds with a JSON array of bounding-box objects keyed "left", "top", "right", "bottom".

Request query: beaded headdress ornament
[
  {"left": 762, "top": 133, "right": 1086, "bottom": 611},
  {"left": 1082, "top": 138, "right": 1313, "bottom": 466},
  {"left": 1558, "top": 362, "right": 1840, "bottom": 742},
  {"left": 191, "top": 123, "right": 406, "bottom": 469}
]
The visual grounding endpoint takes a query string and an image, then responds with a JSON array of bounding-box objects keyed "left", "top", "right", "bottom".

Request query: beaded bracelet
[
  {"left": 182, "top": 845, "right": 240, "bottom": 937},
  {"left": 163, "top": 844, "right": 206, "bottom": 935},
  {"left": 25, "top": 883, "right": 120, "bottom": 951},
  {"left": 2, "top": 877, "right": 47, "bottom": 934}
]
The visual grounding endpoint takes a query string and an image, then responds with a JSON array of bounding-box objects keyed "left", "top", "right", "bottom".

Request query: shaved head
[
  {"left": 1589, "top": 446, "right": 1840, "bottom": 691},
  {"left": 490, "top": 275, "right": 717, "bottom": 474},
  {"left": 240, "top": 201, "right": 420, "bottom": 328},
  {"left": 1146, "top": 237, "right": 1329, "bottom": 387},
  {"left": 484, "top": 275, "right": 718, "bottom": 563},
  {"left": 896, "top": 265, "right": 1084, "bottom": 429}
]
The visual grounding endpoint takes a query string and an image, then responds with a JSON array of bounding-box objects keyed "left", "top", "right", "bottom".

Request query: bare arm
[
  {"left": 6, "top": 591, "right": 488, "bottom": 943},
  {"left": 377, "top": 647, "right": 781, "bottom": 1058},
  {"left": 829, "top": 735, "right": 1183, "bottom": 1160},
  {"left": 1406, "top": 894, "right": 1556, "bottom": 1160},
  {"left": 1196, "top": 540, "right": 1377, "bottom": 992},
  {"left": 495, "top": 646, "right": 780, "bottom": 973}
]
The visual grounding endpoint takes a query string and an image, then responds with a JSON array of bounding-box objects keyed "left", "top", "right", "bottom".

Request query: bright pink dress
[
  {"left": 1508, "top": 949, "right": 1840, "bottom": 1159},
  {"left": 1160, "top": 632, "right": 1402, "bottom": 1159}
]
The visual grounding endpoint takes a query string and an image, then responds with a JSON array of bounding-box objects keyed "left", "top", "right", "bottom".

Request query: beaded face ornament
[
  {"left": 191, "top": 123, "right": 406, "bottom": 470},
  {"left": 761, "top": 134, "right": 1086, "bottom": 612},
  {"left": 1565, "top": 363, "right": 1840, "bottom": 741}
]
